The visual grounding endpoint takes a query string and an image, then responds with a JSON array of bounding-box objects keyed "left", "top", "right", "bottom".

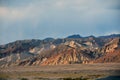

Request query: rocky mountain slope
[
  {"left": 0, "top": 34, "right": 120, "bottom": 67},
  {"left": 93, "top": 38, "right": 120, "bottom": 63}
]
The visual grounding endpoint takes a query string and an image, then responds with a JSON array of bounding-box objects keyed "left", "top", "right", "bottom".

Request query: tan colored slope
[
  {"left": 41, "top": 49, "right": 78, "bottom": 65},
  {"left": 93, "top": 38, "right": 120, "bottom": 63},
  {"left": 93, "top": 49, "right": 120, "bottom": 63},
  {"left": 41, "top": 43, "right": 93, "bottom": 65}
]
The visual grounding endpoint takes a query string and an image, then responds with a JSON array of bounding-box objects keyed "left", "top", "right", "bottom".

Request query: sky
[{"left": 0, "top": 0, "right": 120, "bottom": 45}]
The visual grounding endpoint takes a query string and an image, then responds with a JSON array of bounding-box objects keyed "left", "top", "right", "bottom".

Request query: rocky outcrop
[
  {"left": 0, "top": 34, "right": 120, "bottom": 67},
  {"left": 41, "top": 42, "right": 94, "bottom": 65},
  {"left": 93, "top": 38, "right": 120, "bottom": 63},
  {"left": 103, "top": 38, "right": 120, "bottom": 53}
]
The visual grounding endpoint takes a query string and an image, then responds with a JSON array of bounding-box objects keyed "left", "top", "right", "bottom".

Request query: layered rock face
[
  {"left": 41, "top": 41, "right": 93, "bottom": 65},
  {"left": 93, "top": 38, "right": 120, "bottom": 63},
  {"left": 0, "top": 34, "right": 120, "bottom": 67}
]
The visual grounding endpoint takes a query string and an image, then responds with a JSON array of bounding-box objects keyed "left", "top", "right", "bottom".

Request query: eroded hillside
[{"left": 0, "top": 34, "right": 120, "bottom": 67}]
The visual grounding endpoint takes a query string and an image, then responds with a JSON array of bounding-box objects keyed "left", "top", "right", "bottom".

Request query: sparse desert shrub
[
  {"left": 0, "top": 78, "right": 7, "bottom": 80},
  {"left": 0, "top": 73, "right": 9, "bottom": 80},
  {"left": 87, "top": 74, "right": 102, "bottom": 78},
  {"left": 19, "top": 78, "right": 28, "bottom": 80},
  {"left": 63, "top": 77, "right": 88, "bottom": 80}
]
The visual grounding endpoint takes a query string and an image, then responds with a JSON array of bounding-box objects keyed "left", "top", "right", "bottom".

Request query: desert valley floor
[{"left": 0, "top": 63, "right": 120, "bottom": 80}]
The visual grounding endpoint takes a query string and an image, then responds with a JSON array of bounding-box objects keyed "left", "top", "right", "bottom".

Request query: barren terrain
[{"left": 0, "top": 63, "right": 120, "bottom": 80}]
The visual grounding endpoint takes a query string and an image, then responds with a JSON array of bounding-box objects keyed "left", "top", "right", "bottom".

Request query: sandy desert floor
[{"left": 0, "top": 63, "right": 120, "bottom": 80}]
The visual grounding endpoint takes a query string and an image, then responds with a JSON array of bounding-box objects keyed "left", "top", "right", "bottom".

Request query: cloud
[
  {"left": 0, "top": 7, "right": 25, "bottom": 21},
  {"left": 0, "top": 0, "right": 119, "bottom": 22},
  {"left": 0, "top": 0, "right": 120, "bottom": 44},
  {"left": 97, "top": 0, "right": 120, "bottom": 9},
  {"left": 105, "top": 31, "right": 120, "bottom": 36}
]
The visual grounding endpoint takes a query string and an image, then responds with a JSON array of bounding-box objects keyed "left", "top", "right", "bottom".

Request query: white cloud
[
  {"left": 0, "top": 3, "right": 44, "bottom": 21},
  {"left": 0, "top": 7, "right": 25, "bottom": 21},
  {"left": 0, "top": 0, "right": 119, "bottom": 44},
  {"left": 0, "top": 0, "right": 118, "bottom": 22},
  {"left": 105, "top": 31, "right": 120, "bottom": 36}
]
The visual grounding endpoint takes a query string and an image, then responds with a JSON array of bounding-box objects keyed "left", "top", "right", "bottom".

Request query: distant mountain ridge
[
  {"left": 66, "top": 34, "right": 82, "bottom": 38},
  {"left": 98, "top": 34, "right": 120, "bottom": 38},
  {"left": 0, "top": 34, "right": 120, "bottom": 67}
]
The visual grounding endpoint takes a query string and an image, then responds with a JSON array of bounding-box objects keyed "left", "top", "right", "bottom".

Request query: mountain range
[{"left": 0, "top": 34, "right": 120, "bottom": 67}]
